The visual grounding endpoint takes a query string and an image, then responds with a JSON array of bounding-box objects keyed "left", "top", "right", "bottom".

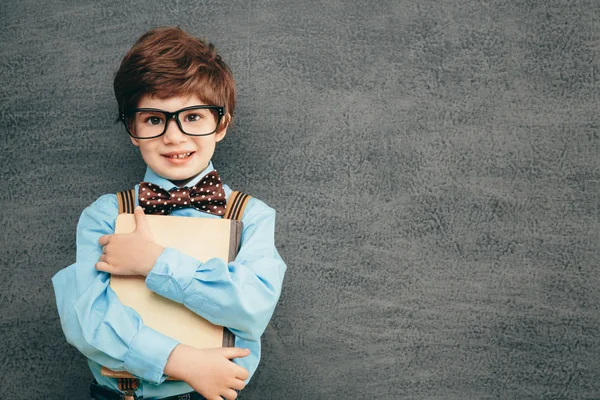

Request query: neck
[
  {"left": 170, "top": 177, "right": 194, "bottom": 187},
  {"left": 169, "top": 164, "right": 211, "bottom": 187}
]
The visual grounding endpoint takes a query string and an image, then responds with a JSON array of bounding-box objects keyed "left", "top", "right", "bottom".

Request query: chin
[{"left": 151, "top": 157, "right": 208, "bottom": 185}]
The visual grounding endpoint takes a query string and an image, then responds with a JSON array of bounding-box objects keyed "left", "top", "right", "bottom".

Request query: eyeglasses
[{"left": 120, "top": 105, "right": 225, "bottom": 139}]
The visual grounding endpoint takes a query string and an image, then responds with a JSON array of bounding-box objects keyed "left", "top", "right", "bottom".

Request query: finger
[
  {"left": 95, "top": 261, "right": 112, "bottom": 273},
  {"left": 234, "top": 365, "right": 249, "bottom": 381},
  {"left": 221, "top": 347, "right": 250, "bottom": 360},
  {"left": 133, "top": 206, "right": 151, "bottom": 232},
  {"left": 230, "top": 378, "right": 246, "bottom": 391},
  {"left": 98, "top": 235, "right": 112, "bottom": 246},
  {"left": 222, "top": 389, "right": 238, "bottom": 400},
  {"left": 98, "top": 254, "right": 106, "bottom": 263}
]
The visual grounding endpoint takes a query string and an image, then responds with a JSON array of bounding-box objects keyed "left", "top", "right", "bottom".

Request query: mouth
[
  {"left": 162, "top": 151, "right": 196, "bottom": 160},
  {"left": 161, "top": 151, "right": 196, "bottom": 165}
]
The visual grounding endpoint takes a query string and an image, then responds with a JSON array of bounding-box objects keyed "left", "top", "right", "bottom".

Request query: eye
[
  {"left": 185, "top": 113, "right": 203, "bottom": 122},
  {"left": 137, "top": 112, "right": 165, "bottom": 126},
  {"left": 146, "top": 116, "right": 164, "bottom": 125}
]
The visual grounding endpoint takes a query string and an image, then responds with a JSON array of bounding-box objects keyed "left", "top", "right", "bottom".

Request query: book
[{"left": 101, "top": 213, "right": 242, "bottom": 379}]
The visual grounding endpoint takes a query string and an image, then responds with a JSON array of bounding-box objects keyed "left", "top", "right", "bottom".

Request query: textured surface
[{"left": 1, "top": 0, "right": 599, "bottom": 399}]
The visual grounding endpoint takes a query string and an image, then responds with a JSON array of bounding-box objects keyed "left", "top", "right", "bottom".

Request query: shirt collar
[{"left": 142, "top": 161, "right": 216, "bottom": 191}]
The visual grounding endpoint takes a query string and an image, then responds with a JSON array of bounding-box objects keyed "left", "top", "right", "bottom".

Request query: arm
[
  {"left": 145, "top": 199, "right": 287, "bottom": 342},
  {"left": 52, "top": 195, "right": 179, "bottom": 384}
]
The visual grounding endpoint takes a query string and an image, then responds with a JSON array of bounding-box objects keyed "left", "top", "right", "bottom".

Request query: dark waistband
[{"left": 90, "top": 380, "right": 205, "bottom": 400}]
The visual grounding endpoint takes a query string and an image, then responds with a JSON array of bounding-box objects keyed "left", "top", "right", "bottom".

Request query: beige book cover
[{"left": 101, "top": 214, "right": 242, "bottom": 379}]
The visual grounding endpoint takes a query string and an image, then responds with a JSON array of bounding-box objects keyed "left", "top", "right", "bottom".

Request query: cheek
[
  {"left": 137, "top": 143, "right": 158, "bottom": 160},
  {"left": 192, "top": 137, "right": 216, "bottom": 150}
]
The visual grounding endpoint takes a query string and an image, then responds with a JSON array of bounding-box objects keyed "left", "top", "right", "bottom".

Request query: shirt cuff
[
  {"left": 145, "top": 247, "right": 200, "bottom": 303},
  {"left": 124, "top": 326, "right": 179, "bottom": 384}
]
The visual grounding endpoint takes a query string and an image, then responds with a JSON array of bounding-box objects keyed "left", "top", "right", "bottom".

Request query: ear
[
  {"left": 215, "top": 126, "right": 228, "bottom": 143},
  {"left": 215, "top": 114, "right": 231, "bottom": 143},
  {"left": 130, "top": 136, "right": 140, "bottom": 147}
]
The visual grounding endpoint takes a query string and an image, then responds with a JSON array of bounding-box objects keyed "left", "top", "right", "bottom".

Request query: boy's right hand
[{"left": 164, "top": 344, "right": 250, "bottom": 400}]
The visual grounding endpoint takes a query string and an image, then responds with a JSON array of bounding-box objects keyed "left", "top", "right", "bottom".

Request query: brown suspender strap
[
  {"left": 117, "top": 377, "right": 139, "bottom": 398},
  {"left": 221, "top": 191, "right": 251, "bottom": 350},
  {"left": 116, "top": 189, "right": 136, "bottom": 214},
  {"left": 115, "top": 190, "right": 137, "bottom": 393},
  {"left": 223, "top": 191, "right": 252, "bottom": 221}
]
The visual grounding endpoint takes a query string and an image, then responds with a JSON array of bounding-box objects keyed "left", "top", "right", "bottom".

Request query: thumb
[
  {"left": 133, "top": 206, "right": 152, "bottom": 235},
  {"left": 221, "top": 347, "right": 251, "bottom": 360}
]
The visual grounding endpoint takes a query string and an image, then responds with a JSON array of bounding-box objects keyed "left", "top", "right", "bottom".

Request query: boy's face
[{"left": 130, "top": 94, "right": 227, "bottom": 186}]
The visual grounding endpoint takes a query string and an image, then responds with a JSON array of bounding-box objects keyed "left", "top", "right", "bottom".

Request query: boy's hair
[{"left": 114, "top": 26, "right": 236, "bottom": 128}]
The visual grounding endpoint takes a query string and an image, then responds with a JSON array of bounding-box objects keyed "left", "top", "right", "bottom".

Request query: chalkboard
[{"left": 1, "top": 0, "right": 599, "bottom": 398}]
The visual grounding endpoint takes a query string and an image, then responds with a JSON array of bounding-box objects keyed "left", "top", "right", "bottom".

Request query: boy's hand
[
  {"left": 165, "top": 344, "right": 250, "bottom": 400},
  {"left": 96, "top": 207, "right": 164, "bottom": 276}
]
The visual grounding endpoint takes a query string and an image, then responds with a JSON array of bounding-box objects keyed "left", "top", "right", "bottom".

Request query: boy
[{"left": 52, "top": 26, "right": 286, "bottom": 400}]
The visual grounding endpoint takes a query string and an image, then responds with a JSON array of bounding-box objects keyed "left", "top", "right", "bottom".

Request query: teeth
[{"left": 169, "top": 153, "right": 191, "bottom": 159}]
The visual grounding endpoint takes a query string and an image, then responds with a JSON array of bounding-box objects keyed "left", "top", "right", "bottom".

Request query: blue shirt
[{"left": 52, "top": 162, "right": 286, "bottom": 398}]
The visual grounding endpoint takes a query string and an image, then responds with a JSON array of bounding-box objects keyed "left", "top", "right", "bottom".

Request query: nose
[{"left": 162, "top": 116, "right": 187, "bottom": 145}]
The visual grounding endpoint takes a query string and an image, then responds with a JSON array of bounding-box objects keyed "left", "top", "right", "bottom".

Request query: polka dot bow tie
[{"left": 138, "top": 171, "right": 227, "bottom": 216}]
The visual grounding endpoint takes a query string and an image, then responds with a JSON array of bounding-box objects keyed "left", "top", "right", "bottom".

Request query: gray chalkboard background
[{"left": 1, "top": 1, "right": 599, "bottom": 399}]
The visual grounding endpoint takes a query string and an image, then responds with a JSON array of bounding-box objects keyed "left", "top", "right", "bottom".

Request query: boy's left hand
[{"left": 96, "top": 206, "right": 164, "bottom": 276}]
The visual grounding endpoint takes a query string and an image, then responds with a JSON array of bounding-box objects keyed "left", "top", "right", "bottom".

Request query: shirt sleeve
[
  {"left": 145, "top": 198, "right": 287, "bottom": 342},
  {"left": 52, "top": 195, "right": 179, "bottom": 384}
]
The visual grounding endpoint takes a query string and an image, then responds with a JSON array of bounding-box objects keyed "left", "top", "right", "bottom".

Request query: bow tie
[{"left": 138, "top": 171, "right": 227, "bottom": 216}]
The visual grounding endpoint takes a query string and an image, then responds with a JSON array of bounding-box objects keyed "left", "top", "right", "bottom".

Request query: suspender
[
  {"left": 113, "top": 186, "right": 251, "bottom": 394},
  {"left": 116, "top": 189, "right": 136, "bottom": 214},
  {"left": 117, "top": 378, "right": 138, "bottom": 399},
  {"left": 116, "top": 188, "right": 251, "bottom": 220},
  {"left": 222, "top": 191, "right": 252, "bottom": 220}
]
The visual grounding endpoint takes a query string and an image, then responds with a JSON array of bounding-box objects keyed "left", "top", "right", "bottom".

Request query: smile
[
  {"left": 167, "top": 152, "right": 193, "bottom": 159},
  {"left": 162, "top": 151, "right": 195, "bottom": 159},
  {"left": 162, "top": 151, "right": 196, "bottom": 164}
]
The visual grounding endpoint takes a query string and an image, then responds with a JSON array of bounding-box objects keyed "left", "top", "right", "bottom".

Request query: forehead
[{"left": 138, "top": 94, "right": 207, "bottom": 110}]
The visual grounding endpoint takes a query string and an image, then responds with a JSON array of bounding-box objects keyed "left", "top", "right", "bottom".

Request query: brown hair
[{"left": 114, "top": 26, "right": 236, "bottom": 128}]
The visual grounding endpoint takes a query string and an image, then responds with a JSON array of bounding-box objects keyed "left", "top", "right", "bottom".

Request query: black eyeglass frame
[{"left": 120, "top": 105, "right": 225, "bottom": 139}]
